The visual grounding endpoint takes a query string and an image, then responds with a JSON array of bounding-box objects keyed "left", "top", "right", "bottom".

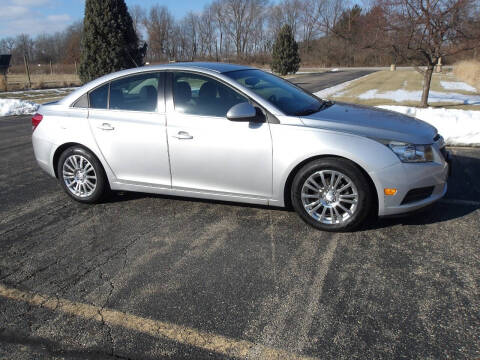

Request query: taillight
[{"left": 32, "top": 113, "right": 43, "bottom": 131}]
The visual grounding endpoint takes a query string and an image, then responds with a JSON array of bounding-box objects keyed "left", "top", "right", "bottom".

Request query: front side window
[
  {"left": 89, "top": 84, "right": 109, "bottom": 109},
  {"left": 173, "top": 72, "right": 248, "bottom": 117},
  {"left": 109, "top": 73, "right": 160, "bottom": 112},
  {"left": 224, "top": 69, "right": 323, "bottom": 116}
]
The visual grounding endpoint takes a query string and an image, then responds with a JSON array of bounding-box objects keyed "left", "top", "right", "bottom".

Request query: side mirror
[{"left": 226, "top": 102, "right": 257, "bottom": 122}]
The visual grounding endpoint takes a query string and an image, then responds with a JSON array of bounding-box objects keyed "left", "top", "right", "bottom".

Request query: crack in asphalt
[
  {"left": 0, "top": 202, "right": 70, "bottom": 238},
  {"left": 97, "top": 274, "right": 116, "bottom": 358}
]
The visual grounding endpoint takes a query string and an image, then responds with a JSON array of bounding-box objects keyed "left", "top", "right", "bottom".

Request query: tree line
[
  {"left": 1, "top": 1, "right": 479, "bottom": 72},
  {"left": 0, "top": 22, "right": 82, "bottom": 66}
]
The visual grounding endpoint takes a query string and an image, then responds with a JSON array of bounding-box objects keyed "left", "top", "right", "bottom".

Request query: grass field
[
  {"left": 320, "top": 69, "right": 480, "bottom": 110},
  {"left": 4, "top": 73, "right": 81, "bottom": 91},
  {"left": 454, "top": 60, "right": 480, "bottom": 90}
]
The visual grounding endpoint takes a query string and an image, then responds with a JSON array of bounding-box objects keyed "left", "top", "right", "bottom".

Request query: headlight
[{"left": 386, "top": 141, "right": 434, "bottom": 163}]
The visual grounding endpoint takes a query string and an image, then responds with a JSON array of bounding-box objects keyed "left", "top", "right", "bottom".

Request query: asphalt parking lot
[{"left": 1, "top": 71, "right": 479, "bottom": 359}]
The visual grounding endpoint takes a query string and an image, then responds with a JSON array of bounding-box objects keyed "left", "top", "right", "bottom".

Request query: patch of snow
[
  {"left": 330, "top": 68, "right": 339, "bottom": 72},
  {"left": 314, "top": 73, "right": 374, "bottom": 99},
  {"left": 440, "top": 81, "right": 477, "bottom": 92},
  {"left": 0, "top": 99, "right": 39, "bottom": 116},
  {"left": 359, "top": 89, "right": 480, "bottom": 105},
  {"left": 2, "top": 87, "right": 77, "bottom": 96},
  {"left": 377, "top": 105, "right": 480, "bottom": 146}
]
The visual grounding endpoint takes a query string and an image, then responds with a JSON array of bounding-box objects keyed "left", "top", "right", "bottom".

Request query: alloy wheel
[
  {"left": 301, "top": 169, "right": 358, "bottom": 225},
  {"left": 62, "top": 154, "right": 97, "bottom": 198}
]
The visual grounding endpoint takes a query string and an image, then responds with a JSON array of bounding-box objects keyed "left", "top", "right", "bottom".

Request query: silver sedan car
[{"left": 32, "top": 62, "right": 450, "bottom": 231}]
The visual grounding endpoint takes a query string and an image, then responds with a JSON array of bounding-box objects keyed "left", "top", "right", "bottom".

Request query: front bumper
[{"left": 374, "top": 150, "right": 450, "bottom": 217}]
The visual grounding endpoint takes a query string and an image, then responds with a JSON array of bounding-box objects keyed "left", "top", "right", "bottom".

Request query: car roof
[{"left": 158, "top": 62, "right": 254, "bottom": 73}]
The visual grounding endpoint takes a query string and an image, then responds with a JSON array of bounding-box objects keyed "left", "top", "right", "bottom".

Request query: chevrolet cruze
[{"left": 32, "top": 63, "right": 450, "bottom": 231}]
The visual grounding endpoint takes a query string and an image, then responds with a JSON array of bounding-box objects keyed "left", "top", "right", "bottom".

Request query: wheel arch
[
  {"left": 282, "top": 154, "right": 379, "bottom": 214},
  {"left": 52, "top": 142, "right": 108, "bottom": 182}
]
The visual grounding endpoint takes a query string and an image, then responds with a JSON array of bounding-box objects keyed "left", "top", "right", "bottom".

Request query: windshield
[{"left": 224, "top": 69, "right": 324, "bottom": 116}]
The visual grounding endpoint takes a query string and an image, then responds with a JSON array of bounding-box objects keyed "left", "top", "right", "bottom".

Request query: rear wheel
[
  {"left": 291, "top": 158, "right": 373, "bottom": 231},
  {"left": 57, "top": 146, "right": 108, "bottom": 203}
]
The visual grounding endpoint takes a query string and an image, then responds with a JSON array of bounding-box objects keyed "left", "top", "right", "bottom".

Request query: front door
[{"left": 166, "top": 71, "right": 272, "bottom": 199}]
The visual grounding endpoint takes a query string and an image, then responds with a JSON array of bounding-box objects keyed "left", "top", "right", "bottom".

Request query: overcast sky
[{"left": 0, "top": 0, "right": 213, "bottom": 38}]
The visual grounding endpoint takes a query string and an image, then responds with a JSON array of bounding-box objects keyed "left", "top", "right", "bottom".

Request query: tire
[
  {"left": 57, "top": 146, "right": 108, "bottom": 204},
  {"left": 291, "top": 157, "right": 374, "bottom": 232}
]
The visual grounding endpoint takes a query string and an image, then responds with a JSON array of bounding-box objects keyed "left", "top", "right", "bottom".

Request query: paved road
[
  {"left": 1, "top": 72, "right": 479, "bottom": 359},
  {"left": 289, "top": 70, "right": 375, "bottom": 93}
]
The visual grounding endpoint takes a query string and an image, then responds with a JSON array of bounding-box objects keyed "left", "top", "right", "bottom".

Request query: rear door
[{"left": 88, "top": 72, "right": 171, "bottom": 187}]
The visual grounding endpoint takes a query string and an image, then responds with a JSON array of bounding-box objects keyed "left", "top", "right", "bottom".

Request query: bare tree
[
  {"left": 299, "top": 0, "right": 322, "bottom": 53},
  {"left": 269, "top": 0, "right": 302, "bottom": 39},
  {"left": 143, "top": 5, "right": 175, "bottom": 61},
  {"left": 215, "top": 0, "right": 268, "bottom": 58},
  {"left": 34, "top": 33, "right": 63, "bottom": 63},
  {"left": 198, "top": 6, "right": 217, "bottom": 58},
  {"left": 185, "top": 12, "right": 199, "bottom": 60},
  {"left": 15, "top": 34, "right": 34, "bottom": 63},
  {"left": 0, "top": 38, "right": 16, "bottom": 55},
  {"left": 319, "top": 0, "right": 347, "bottom": 36},
  {"left": 379, "top": 0, "right": 479, "bottom": 107},
  {"left": 130, "top": 5, "right": 146, "bottom": 40},
  {"left": 62, "top": 22, "right": 83, "bottom": 64}
]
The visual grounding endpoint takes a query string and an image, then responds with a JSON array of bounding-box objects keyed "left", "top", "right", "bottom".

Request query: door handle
[
  {"left": 98, "top": 123, "right": 114, "bottom": 131},
  {"left": 172, "top": 131, "right": 193, "bottom": 140}
]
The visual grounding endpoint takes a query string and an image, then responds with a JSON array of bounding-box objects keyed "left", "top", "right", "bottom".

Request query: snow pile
[
  {"left": 330, "top": 68, "right": 339, "bottom": 72},
  {"left": 3, "top": 87, "right": 75, "bottom": 96},
  {"left": 377, "top": 105, "right": 480, "bottom": 146},
  {"left": 359, "top": 89, "right": 480, "bottom": 105},
  {"left": 0, "top": 99, "right": 39, "bottom": 116},
  {"left": 440, "top": 81, "right": 477, "bottom": 92}
]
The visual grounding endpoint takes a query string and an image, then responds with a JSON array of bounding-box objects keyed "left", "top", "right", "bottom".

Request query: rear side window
[
  {"left": 110, "top": 73, "right": 161, "bottom": 112},
  {"left": 89, "top": 84, "right": 109, "bottom": 109}
]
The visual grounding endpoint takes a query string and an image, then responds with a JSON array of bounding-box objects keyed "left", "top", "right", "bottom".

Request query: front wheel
[
  {"left": 291, "top": 158, "right": 374, "bottom": 232},
  {"left": 57, "top": 146, "right": 108, "bottom": 203}
]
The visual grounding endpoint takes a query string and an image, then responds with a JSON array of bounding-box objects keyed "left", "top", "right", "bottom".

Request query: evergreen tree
[
  {"left": 271, "top": 24, "right": 300, "bottom": 76},
  {"left": 79, "top": 0, "right": 147, "bottom": 83}
]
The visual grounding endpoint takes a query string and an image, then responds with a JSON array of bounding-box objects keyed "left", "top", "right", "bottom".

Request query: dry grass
[
  {"left": 324, "top": 69, "right": 480, "bottom": 110},
  {"left": 6, "top": 73, "right": 81, "bottom": 91},
  {"left": 454, "top": 60, "right": 480, "bottom": 91},
  {"left": 7, "top": 63, "right": 78, "bottom": 75},
  {"left": 0, "top": 76, "right": 6, "bottom": 92}
]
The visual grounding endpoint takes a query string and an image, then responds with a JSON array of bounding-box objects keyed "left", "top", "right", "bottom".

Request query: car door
[
  {"left": 88, "top": 72, "right": 171, "bottom": 187},
  {"left": 166, "top": 71, "right": 272, "bottom": 199}
]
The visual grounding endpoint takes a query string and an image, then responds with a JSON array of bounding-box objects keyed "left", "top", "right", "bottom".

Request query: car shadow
[{"left": 102, "top": 150, "right": 480, "bottom": 229}]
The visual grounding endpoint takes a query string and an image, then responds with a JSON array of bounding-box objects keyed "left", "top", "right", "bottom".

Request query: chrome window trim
[{"left": 69, "top": 71, "right": 166, "bottom": 115}]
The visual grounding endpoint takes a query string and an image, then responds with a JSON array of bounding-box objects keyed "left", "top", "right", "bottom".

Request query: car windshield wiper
[{"left": 295, "top": 101, "right": 333, "bottom": 116}]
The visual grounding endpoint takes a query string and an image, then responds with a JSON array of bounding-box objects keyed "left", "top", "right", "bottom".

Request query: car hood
[{"left": 299, "top": 102, "right": 437, "bottom": 144}]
